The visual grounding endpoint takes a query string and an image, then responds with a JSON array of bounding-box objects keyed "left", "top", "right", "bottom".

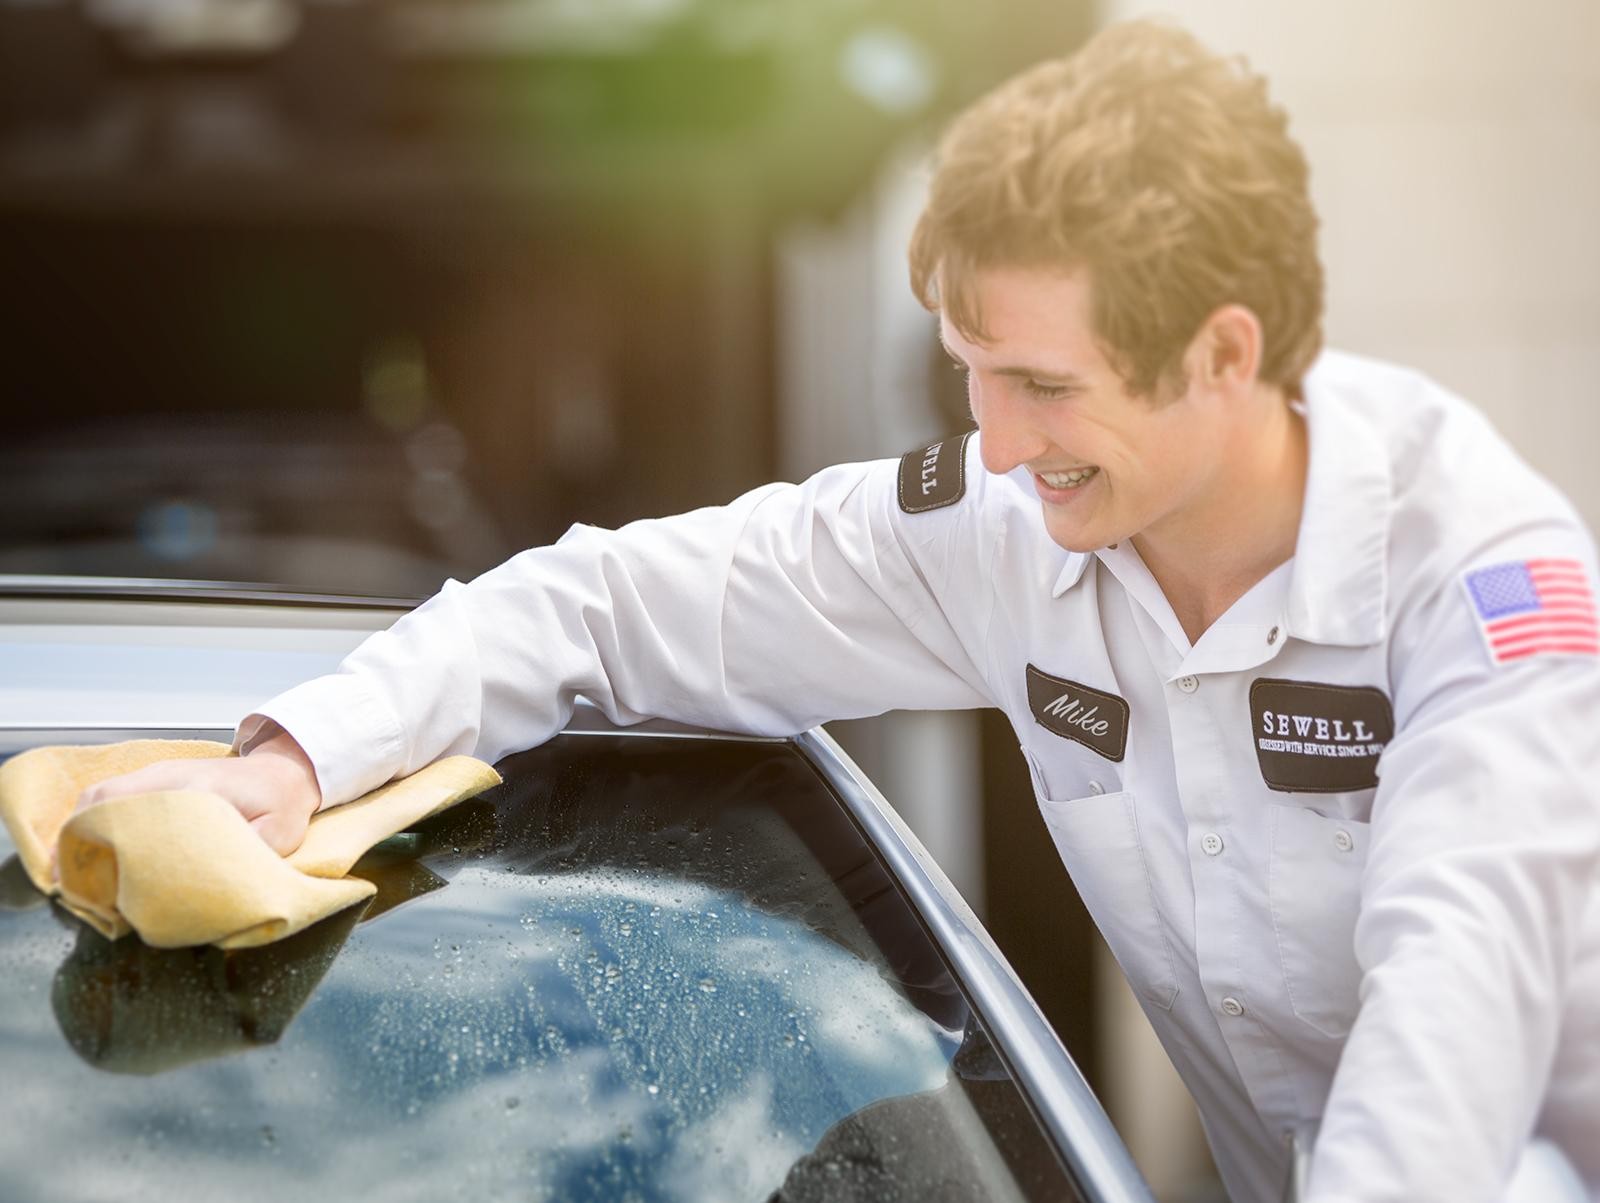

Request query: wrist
[{"left": 245, "top": 731, "right": 323, "bottom": 816}]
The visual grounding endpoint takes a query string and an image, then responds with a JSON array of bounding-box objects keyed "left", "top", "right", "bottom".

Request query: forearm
[
  {"left": 1304, "top": 722, "right": 1597, "bottom": 1201},
  {"left": 239, "top": 462, "right": 995, "bottom": 809},
  {"left": 1305, "top": 896, "right": 1574, "bottom": 1201}
]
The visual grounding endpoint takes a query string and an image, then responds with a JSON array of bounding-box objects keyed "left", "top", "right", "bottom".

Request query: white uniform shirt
[{"left": 243, "top": 351, "right": 1600, "bottom": 1203}]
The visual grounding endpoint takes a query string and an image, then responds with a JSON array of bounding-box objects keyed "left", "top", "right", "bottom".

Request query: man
[{"left": 79, "top": 20, "right": 1598, "bottom": 1203}]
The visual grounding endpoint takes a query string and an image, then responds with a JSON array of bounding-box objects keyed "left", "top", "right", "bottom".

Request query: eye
[{"left": 1022, "top": 379, "right": 1076, "bottom": 400}]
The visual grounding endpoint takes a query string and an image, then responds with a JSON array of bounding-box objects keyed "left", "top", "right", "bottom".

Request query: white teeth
[{"left": 1040, "top": 467, "right": 1099, "bottom": 489}]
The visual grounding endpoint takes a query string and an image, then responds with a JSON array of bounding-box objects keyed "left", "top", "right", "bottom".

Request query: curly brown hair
[{"left": 908, "top": 19, "right": 1324, "bottom": 400}]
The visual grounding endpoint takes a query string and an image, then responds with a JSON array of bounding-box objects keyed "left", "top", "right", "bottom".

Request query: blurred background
[{"left": 2, "top": 1, "right": 1596, "bottom": 1198}]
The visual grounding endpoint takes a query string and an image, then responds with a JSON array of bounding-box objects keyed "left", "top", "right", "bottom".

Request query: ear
[{"left": 1187, "top": 304, "right": 1263, "bottom": 397}]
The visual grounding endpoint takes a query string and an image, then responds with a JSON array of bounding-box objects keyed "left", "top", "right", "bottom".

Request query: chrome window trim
[
  {"left": 0, "top": 575, "right": 420, "bottom": 610},
  {"left": 0, "top": 728, "right": 234, "bottom": 756},
  {"left": 0, "top": 707, "right": 779, "bottom": 753},
  {"left": 558, "top": 704, "right": 783, "bottom": 742},
  {"left": 794, "top": 725, "right": 1157, "bottom": 1203}
]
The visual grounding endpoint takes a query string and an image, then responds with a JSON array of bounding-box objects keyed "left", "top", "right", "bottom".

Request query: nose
[{"left": 973, "top": 377, "right": 1045, "bottom": 476}]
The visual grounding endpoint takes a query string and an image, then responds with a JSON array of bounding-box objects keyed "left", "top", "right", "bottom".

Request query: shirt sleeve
[
  {"left": 1305, "top": 526, "right": 1600, "bottom": 1202},
  {"left": 234, "top": 450, "right": 997, "bottom": 807}
]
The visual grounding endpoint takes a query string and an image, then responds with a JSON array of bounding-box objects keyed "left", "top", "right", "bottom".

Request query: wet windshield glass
[{"left": 0, "top": 734, "right": 1081, "bottom": 1202}]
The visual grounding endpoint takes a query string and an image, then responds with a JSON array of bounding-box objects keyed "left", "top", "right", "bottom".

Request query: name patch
[
  {"left": 1249, "top": 678, "right": 1394, "bottom": 793},
  {"left": 898, "top": 431, "right": 973, "bottom": 514},
  {"left": 1025, "top": 664, "right": 1129, "bottom": 762}
]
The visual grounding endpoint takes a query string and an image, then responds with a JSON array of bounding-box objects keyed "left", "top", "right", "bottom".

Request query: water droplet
[
  {"left": 697, "top": 978, "right": 717, "bottom": 994},
  {"left": 646, "top": 1084, "right": 659, "bottom": 1096}
]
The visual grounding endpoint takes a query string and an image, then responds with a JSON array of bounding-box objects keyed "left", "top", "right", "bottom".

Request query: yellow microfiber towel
[{"left": 0, "top": 739, "right": 501, "bottom": 950}]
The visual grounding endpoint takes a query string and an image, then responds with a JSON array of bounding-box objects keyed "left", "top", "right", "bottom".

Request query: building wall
[
  {"left": 776, "top": 146, "right": 988, "bottom": 911},
  {"left": 1105, "top": 0, "right": 1600, "bottom": 526}
]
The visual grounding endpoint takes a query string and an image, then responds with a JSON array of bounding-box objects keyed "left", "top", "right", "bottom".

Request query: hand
[{"left": 72, "top": 732, "right": 324, "bottom": 857}]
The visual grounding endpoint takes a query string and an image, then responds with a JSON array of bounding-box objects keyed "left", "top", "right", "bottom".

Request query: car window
[
  {"left": 0, "top": 733, "right": 1085, "bottom": 1202},
  {"left": 0, "top": 412, "right": 506, "bottom": 598}
]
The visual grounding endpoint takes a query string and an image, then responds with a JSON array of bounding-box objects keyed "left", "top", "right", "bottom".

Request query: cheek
[{"left": 1114, "top": 414, "right": 1198, "bottom": 481}]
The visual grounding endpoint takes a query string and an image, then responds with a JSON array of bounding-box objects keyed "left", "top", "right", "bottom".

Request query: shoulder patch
[
  {"left": 1461, "top": 558, "right": 1599, "bottom": 666},
  {"left": 897, "top": 431, "right": 973, "bottom": 514}
]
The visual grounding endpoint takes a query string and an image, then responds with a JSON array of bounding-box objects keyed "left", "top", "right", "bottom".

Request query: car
[{"left": 0, "top": 575, "right": 1157, "bottom": 1203}]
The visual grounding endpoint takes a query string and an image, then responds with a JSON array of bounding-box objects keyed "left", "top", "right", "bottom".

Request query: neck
[{"left": 1133, "top": 386, "right": 1308, "bottom": 643}]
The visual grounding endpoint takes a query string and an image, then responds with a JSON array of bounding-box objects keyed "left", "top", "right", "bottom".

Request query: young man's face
[{"left": 939, "top": 266, "right": 1235, "bottom": 554}]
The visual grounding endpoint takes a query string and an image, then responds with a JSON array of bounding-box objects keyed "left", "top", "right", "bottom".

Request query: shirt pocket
[
  {"left": 1022, "top": 747, "right": 1181, "bottom": 1012},
  {"left": 1268, "top": 803, "right": 1369, "bottom": 1038}
]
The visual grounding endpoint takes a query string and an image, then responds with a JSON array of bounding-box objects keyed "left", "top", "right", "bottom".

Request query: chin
[{"left": 1041, "top": 519, "right": 1108, "bottom": 555}]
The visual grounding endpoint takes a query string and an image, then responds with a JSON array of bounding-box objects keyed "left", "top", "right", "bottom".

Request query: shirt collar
[
  {"left": 1051, "top": 551, "right": 1092, "bottom": 598},
  {"left": 1286, "top": 360, "right": 1392, "bottom": 646},
  {"left": 1047, "top": 355, "right": 1392, "bottom": 647}
]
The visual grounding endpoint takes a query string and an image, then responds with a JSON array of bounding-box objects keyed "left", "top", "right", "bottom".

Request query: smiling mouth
[{"left": 1037, "top": 467, "right": 1099, "bottom": 489}]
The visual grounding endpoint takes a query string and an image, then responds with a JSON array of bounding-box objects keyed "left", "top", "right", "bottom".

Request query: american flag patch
[{"left": 1463, "top": 558, "right": 1599, "bottom": 664}]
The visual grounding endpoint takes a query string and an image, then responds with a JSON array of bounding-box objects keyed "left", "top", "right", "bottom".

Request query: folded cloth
[{"left": 0, "top": 740, "right": 501, "bottom": 949}]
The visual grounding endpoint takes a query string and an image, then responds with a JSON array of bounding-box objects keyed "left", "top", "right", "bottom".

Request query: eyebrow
[{"left": 939, "top": 337, "right": 1089, "bottom": 387}]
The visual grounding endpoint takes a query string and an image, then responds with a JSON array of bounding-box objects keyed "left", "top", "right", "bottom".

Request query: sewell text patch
[
  {"left": 898, "top": 431, "right": 973, "bottom": 514},
  {"left": 1249, "top": 678, "right": 1395, "bottom": 793}
]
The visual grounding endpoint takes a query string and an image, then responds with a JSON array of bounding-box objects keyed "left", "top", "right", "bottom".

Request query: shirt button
[
  {"left": 1334, "top": 829, "right": 1355, "bottom": 853},
  {"left": 1220, "top": 996, "right": 1245, "bottom": 1018},
  {"left": 1201, "top": 832, "right": 1224, "bottom": 856},
  {"left": 1267, "top": 625, "right": 1280, "bottom": 645},
  {"left": 1087, "top": 780, "right": 1105, "bottom": 795},
  {"left": 1176, "top": 675, "right": 1199, "bottom": 694}
]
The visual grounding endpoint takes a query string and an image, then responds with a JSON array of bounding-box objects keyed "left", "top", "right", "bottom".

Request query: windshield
[{"left": 0, "top": 733, "right": 1082, "bottom": 1202}]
